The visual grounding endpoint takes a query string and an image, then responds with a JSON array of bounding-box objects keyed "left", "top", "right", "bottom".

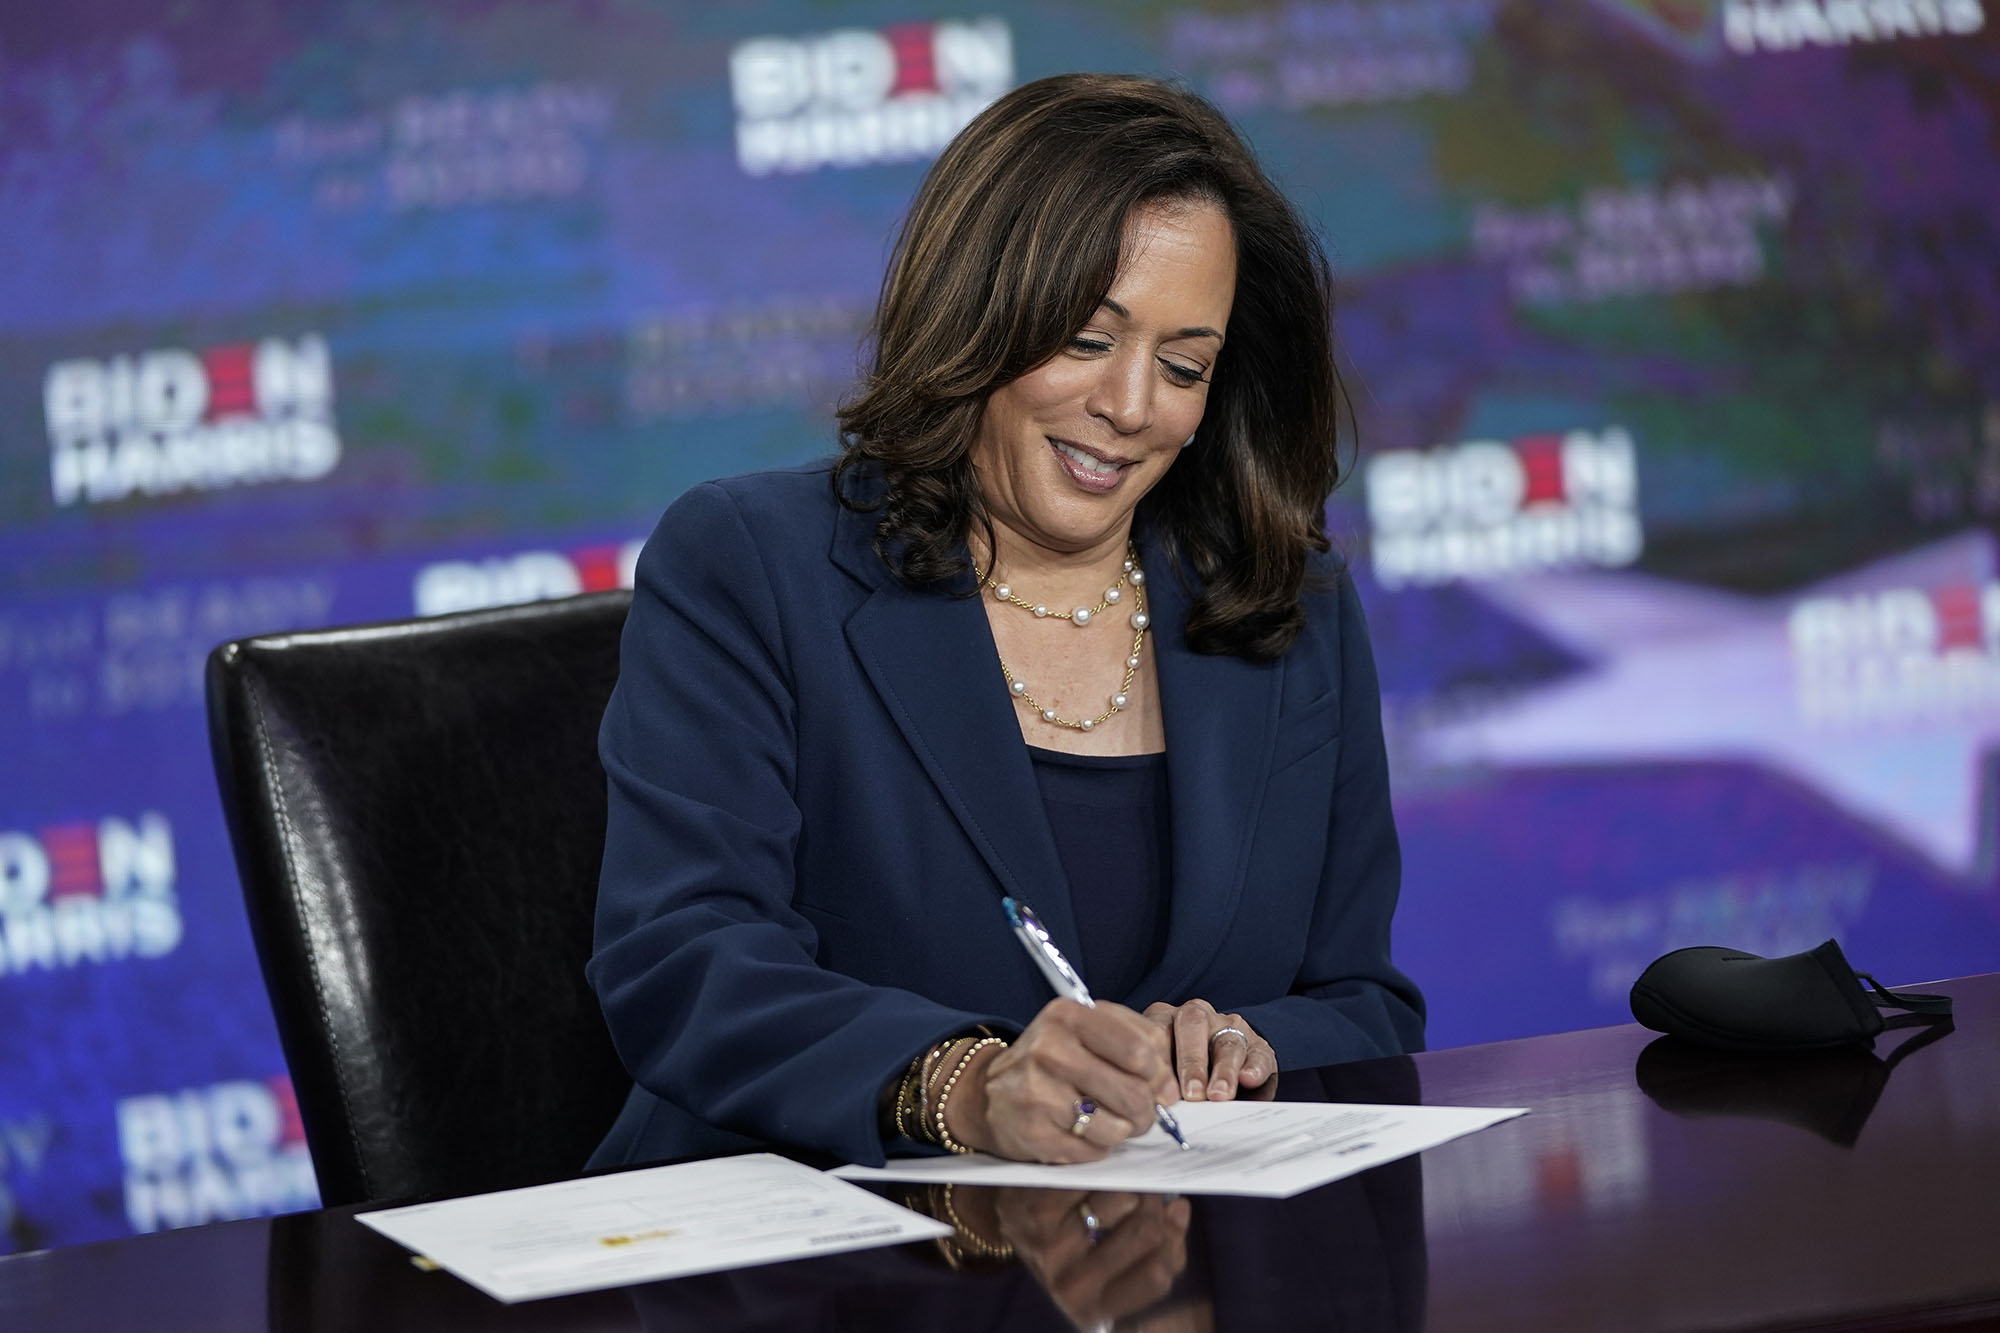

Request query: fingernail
[
  {"left": 1209, "top": 1078, "right": 1230, "bottom": 1098},
  {"left": 1185, "top": 1078, "right": 1203, "bottom": 1099}
]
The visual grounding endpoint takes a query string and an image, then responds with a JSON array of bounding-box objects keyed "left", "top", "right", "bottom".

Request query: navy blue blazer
[{"left": 586, "top": 463, "right": 1424, "bottom": 1171}]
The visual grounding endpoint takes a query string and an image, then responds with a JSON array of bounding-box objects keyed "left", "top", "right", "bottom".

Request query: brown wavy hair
[{"left": 833, "top": 73, "right": 1346, "bottom": 660}]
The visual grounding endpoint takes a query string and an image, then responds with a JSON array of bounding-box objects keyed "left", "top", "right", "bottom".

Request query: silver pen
[{"left": 1002, "top": 896, "right": 1191, "bottom": 1150}]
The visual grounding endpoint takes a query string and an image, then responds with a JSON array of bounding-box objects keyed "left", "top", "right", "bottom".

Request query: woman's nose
[{"left": 1085, "top": 347, "right": 1154, "bottom": 436}]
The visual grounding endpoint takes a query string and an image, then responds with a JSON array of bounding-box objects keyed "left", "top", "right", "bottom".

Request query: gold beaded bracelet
[
  {"left": 891, "top": 1055, "right": 925, "bottom": 1142},
  {"left": 935, "top": 1183, "right": 1014, "bottom": 1264},
  {"left": 919, "top": 1037, "right": 956, "bottom": 1096},
  {"left": 912, "top": 1037, "right": 972, "bottom": 1143},
  {"left": 884, "top": 1030, "right": 1010, "bottom": 1147},
  {"left": 931, "top": 1036, "right": 1006, "bottom": 1154}
]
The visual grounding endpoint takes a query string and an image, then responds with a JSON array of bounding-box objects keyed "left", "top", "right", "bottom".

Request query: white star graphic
[{"left": 1418, "top": 530, "right": 2000, "bottom": 879}]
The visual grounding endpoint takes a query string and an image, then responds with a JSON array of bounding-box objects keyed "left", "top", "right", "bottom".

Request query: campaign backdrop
[{"left": 3, "top": 0, "right": 1997, "bottom": 1251}]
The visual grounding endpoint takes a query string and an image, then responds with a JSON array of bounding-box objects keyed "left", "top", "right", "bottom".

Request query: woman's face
[{"left": 969, "top": 198, "right": 1237, "bottom": 563}]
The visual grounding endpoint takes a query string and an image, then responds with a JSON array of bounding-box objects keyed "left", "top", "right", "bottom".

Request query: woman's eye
[
  {"left": 1160, "top": 360, "right": 1206, "bottom": 386},
  {"left": 1068, "top": 337, "right": 1112, "bottom": 355}
]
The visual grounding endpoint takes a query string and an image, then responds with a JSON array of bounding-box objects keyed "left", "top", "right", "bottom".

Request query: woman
[{"left": 587, "top": 73, "right": 1424, "bottom": 1172}]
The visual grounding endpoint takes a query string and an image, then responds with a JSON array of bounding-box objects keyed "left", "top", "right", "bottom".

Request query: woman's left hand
[{"left": 1140, "top": 1000, "right": 1278, "bottom": 1102}]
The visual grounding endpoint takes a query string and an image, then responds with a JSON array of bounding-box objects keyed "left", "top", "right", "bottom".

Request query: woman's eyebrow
[{"left": 1097, "top": 297, "right": 1223, "bottom": 343}]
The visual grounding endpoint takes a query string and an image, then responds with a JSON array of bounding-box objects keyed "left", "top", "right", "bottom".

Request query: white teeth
[{"left": 1053, "top": 440, "right": 1121, "bottom": 476}]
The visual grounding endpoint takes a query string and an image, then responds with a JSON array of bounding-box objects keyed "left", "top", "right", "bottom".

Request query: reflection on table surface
[
  {"left": 2, "top": 974, "right": 1996, "bottom": 1333},
  {"left": 621, "top": 1160, "right": 1424, "bottom": 1333}
]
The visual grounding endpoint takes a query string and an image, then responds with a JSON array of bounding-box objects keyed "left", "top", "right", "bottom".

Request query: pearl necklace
[
  {"left": 986, "top": 548, "right": 1151, "bottom": 733},
  {"left": 982, "top": 543, "right": 1143, "bottom": 627}
]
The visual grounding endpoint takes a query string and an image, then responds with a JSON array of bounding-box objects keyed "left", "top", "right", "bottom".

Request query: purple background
[{"left": 2, "top": 0, "right": 1996, "bottom": 1250}]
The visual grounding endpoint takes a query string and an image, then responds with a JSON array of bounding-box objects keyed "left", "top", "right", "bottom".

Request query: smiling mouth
[{"left": 1050, "top": 438, "right": 1129, "bottom": 477}]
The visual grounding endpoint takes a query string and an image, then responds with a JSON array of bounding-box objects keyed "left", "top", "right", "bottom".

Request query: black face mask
[
  {"left": 1634, "top": 1019, "right": 1956, "bottom": 1148},
  {"left": 1629, "top": 938, "right": 1954, "bottom": 1053}
]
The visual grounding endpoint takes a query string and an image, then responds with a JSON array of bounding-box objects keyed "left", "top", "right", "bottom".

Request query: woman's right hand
[
  {"left": 949, "top": 998, "right": 1179, "bottom": 1162},
  {"left": 991, "top": 1188, "right": 1196, "bottom": 1330}
]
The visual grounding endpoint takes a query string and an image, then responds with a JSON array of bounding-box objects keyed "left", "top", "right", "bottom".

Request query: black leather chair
[{"left": 205, "top": 591, "right": 634, "bottom": 1207}]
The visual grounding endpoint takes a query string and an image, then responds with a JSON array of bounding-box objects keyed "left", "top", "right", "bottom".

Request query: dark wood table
[{"left": 4, "top": 973, "right": 1995, "bottom": 1331}]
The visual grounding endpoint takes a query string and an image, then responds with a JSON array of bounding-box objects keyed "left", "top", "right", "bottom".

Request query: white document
[
  {"left": 832, "top": 1100, "right": 1527, "bottom": 1198},
  {"left": 356, "top": 1152, "right": 950, "bottom": 1304}
]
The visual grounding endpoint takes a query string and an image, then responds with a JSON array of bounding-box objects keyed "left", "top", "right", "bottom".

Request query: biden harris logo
[
  {"left": 412, "top": 539, "right": 644, "bottom": 616},
  {"left": 1595, "top": 0, "right": 1985, "bottom": 51},
  {"left": 44, "top": 335, "right": 340, "bottom": 507},
  {"left": 1364, "top": 427, "right": 1643, "bottom": 588},
  {"left": 0, "top": 813, "right": 182, "bottom": 976},
  {"left": 117, "top": 1077, "right": 318, "bottom": 1234},
  {"left": 729, "top": 18, "right": 1013, "bottom": 175},
  {"left": 1791, "top": 580, "right": 2000, "bottom": 723},
  {"left": 1722, "top": 0, "right": 1984, "bottom": 52}
]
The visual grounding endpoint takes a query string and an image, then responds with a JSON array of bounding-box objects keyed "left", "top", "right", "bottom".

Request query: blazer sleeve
[
  {"left": 586, "top": 482, "right": 1010, "bottom": 1166},
  {"left": 1231, "top": 569, "right": 1427, "bottom": 1067}
]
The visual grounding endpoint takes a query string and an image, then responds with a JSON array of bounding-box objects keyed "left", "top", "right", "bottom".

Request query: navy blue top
[{"left": 1027, "top": 745, "right": 1173, "bottom": 1003}]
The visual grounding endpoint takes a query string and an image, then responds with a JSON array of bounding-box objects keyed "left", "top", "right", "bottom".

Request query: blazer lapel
[
  {"left": 1132, "top": 556, "right": 1283, "bottom": 1002},
  {"left": 833, "top": 504, "right": 1087, "bottom": 969}
]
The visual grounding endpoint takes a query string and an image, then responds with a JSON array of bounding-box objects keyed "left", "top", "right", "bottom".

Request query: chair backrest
[{"left": 204, "top": 591, "right": 634, "bottom": 1207}]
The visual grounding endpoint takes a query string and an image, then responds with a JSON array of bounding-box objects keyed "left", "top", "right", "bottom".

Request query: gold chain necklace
[
  {"left": 987, "top": 546, "right": 1151, "bottom": 733},
  {"left": 981, "top": 543, "right": 1143, "bottom": 626}
]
